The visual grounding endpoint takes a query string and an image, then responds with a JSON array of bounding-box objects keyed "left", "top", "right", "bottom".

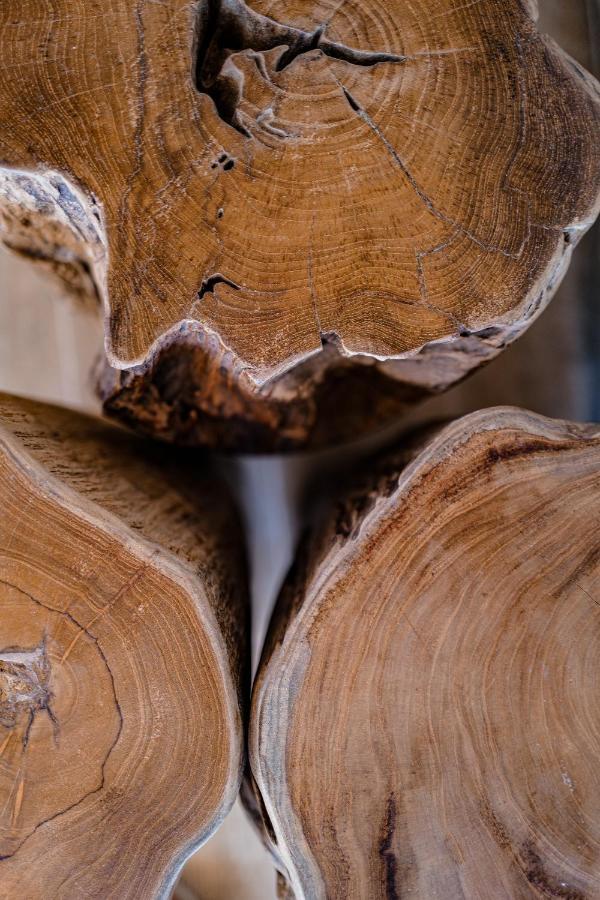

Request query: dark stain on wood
[
  {"left": 521, "top": 840, "right": 586, "bottom": 899},
  {"left": 379, "top": 793, "right": 400, "bottom": 900}
]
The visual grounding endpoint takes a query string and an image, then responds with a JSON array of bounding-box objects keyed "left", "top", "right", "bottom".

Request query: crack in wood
[
  {"left": 192, "top": 0, "right": 405, "bottom": 135},
  {"left": 198, "top": 272, "right": 241, "bottom": 298},
  {"left": 336, "top": 77, "right": 532, "bottom": 262},
  {"left": 0, "top": 578, "right": 123, "bottom": 862}
]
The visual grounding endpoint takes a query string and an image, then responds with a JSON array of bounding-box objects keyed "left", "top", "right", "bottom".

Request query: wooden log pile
[{"left": 0, "top": 0, "right": 599, "bottom": 897}]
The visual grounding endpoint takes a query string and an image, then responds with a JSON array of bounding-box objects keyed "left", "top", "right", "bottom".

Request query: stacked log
[
  {"left": 0, "top": 394, "right": 247, "bottom": 897},
  {"left": 250, "top": 408, "right": 600, "bottom": 898}
]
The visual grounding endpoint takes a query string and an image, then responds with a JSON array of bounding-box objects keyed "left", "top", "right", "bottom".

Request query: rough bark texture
[
  {"left": 250, "top": 407, "right": 600, "bottom": 898},
  {"left": 0, "top": 393, "right": 248, "bottom": 898},
  {"left": 0, "top": 1, "right": 599, "bottom": 450}
]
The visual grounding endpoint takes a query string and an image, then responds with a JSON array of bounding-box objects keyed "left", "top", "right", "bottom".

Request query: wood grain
[
  {"left": 0, "top": 1, "right": 598, "bottom": 450},
  {"left": 250, "top": 407, "right": 600, "bottom": 898},
  {"left": 0, "top": 393, "right": 248, "bottom": 898}
]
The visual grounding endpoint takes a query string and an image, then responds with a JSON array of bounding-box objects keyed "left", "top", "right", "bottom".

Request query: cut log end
[
  {"left": 0, "top": 1, "right": 599, "bottom": 449},
  {"left": 0, "top": 394, "right": 247, "bottom": 897},
  {"left": 250, "top": 407, "right": 600, "bottom": 898}
]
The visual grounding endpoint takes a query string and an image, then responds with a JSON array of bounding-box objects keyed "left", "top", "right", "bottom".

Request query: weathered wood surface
[
  {"left": 0, "top": 1, "right": 599, "bottom": 450},
  {"left": 250, "top": 407, "right": 600, "bottom": 899},
  {"left": 0, "top": 393, "right": 248, "bottom": 898}
]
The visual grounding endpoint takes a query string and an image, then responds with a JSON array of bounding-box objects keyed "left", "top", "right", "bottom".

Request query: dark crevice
[
  {"left": 319, "top": 329, "right": 343, "bottom": 349},
  {"left": 341, "top": 85, "right": 361, "bottom": 112},
  {"left": 192, "top": 0, "right": 404, "bottom": 135},
  {"left": 275, "top": 22, "right": 327, "bottom": 72},
  {"left": 198, "top": 273, "right": 241, "bottom": 299}
]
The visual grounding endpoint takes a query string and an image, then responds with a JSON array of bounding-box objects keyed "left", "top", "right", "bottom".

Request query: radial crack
[
  {"left": 336, "top": 79, "right": 530, "bottom": 261},
  {"left": 415, "top": 248, "right": 469, "bottom": 334},
  {"left": 0, "top": 578, "right": 124, "bottom": 863}
]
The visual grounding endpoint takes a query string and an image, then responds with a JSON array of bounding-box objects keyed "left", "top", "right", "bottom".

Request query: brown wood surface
[
  {"left": 0, "top": 1, "right": 599, "bottom": 450},
  {"left": 250, "top": 407, "right": 600, "bottom": 899},
  {"left": 0, "top": 393, "right": 248, "bottom": 898}
]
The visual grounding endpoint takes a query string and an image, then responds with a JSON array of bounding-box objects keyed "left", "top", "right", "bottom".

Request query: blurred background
[{"left": 0, "top": 2, "right": 597, "bottom": 898}]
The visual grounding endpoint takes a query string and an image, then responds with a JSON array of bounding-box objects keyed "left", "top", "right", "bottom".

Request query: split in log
[
  {"left": 0, "top": 393, "right": 248, "bottom": 898},
  {"left": 250, "top": 407, "right": 600, "bottom": 898},
  {"left": 0, "top": 2, "right": 599, "bottom": 450}
]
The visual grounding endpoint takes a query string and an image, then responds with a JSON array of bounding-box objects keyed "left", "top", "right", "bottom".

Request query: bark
[
  {"left": 0, "top": 2, "right": 599, "bottom": 450},
  {"left": 0, "top": 392, "right": 248, "bottom": 898},
  {"left": 250, "top": 406, "right": 600, "bottom": 898}
]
